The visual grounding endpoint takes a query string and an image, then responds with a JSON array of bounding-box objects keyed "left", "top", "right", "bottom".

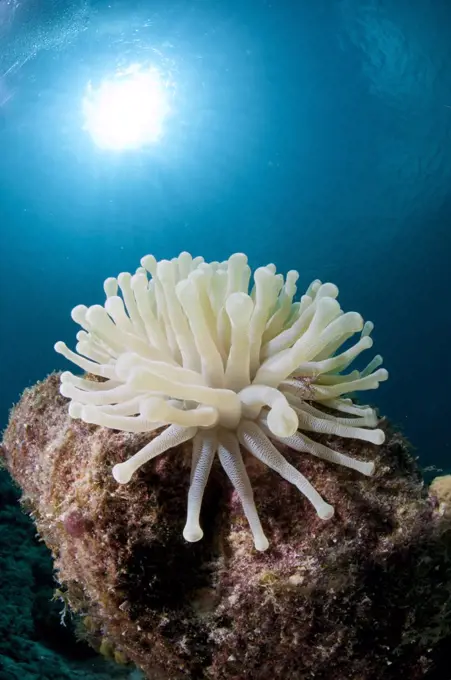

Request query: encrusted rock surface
[{"left": 2, "top": 373, "right": 451, "bottom": 680}]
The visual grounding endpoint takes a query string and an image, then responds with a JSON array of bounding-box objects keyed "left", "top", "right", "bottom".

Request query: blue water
[{"left": 1, "top": 0, "right": 450, "bottom": 475}]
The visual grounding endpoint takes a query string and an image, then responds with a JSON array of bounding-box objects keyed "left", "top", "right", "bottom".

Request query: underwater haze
[{"left": 1, "top": 0, "right": 451, "bottom": 676}]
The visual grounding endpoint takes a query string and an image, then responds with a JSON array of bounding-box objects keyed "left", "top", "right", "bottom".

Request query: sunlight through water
[{"left": 82, "top": 63, "right": 170, "bottom": 150}]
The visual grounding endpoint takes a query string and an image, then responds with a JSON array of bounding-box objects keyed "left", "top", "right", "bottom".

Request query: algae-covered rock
[
  {"left": 430, "top": 474, "right": 451, "bottom": 520},
  {"left": 2, "top": 373, "right": 451, "bottom": 679}
]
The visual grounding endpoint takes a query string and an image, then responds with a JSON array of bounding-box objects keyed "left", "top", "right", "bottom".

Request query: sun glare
[{"left": 83, "top": 64, "right": 170, "bottom": 150}]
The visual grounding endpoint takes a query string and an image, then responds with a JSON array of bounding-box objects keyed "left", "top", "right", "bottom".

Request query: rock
[
  {"left": 2, "top": 373, "right": 451, "bottom": 680},
  {"left": 430, "top": 474, "right": 451, "bottom": 520}
]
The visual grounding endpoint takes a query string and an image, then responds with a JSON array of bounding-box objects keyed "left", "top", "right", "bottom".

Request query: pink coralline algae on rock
[{"left": 2, "top": 373, "right": 451, "bottom": 680}]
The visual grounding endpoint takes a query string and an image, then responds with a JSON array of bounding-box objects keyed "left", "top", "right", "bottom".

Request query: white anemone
[{"left": 55, "top": 252, "right": 388, "bottom": 551}]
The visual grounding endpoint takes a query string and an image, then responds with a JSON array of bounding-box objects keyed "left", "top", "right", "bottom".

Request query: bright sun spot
[{"left": 83, "top": 64, "right": 170, "bottom": 150}]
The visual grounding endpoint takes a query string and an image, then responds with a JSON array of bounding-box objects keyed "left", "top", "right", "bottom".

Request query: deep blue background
[{"left": 1, "top": 0, "right": 450, "bottom": 472}]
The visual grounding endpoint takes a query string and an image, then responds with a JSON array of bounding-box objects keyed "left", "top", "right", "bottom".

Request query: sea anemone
[{"left": 55, "top": 252, "right": 388, "bottom": 551}]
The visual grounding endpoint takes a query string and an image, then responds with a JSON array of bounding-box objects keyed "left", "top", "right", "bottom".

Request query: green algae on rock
[{"left": 2, "top": 372, "right": 451, "bottom": 680}]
